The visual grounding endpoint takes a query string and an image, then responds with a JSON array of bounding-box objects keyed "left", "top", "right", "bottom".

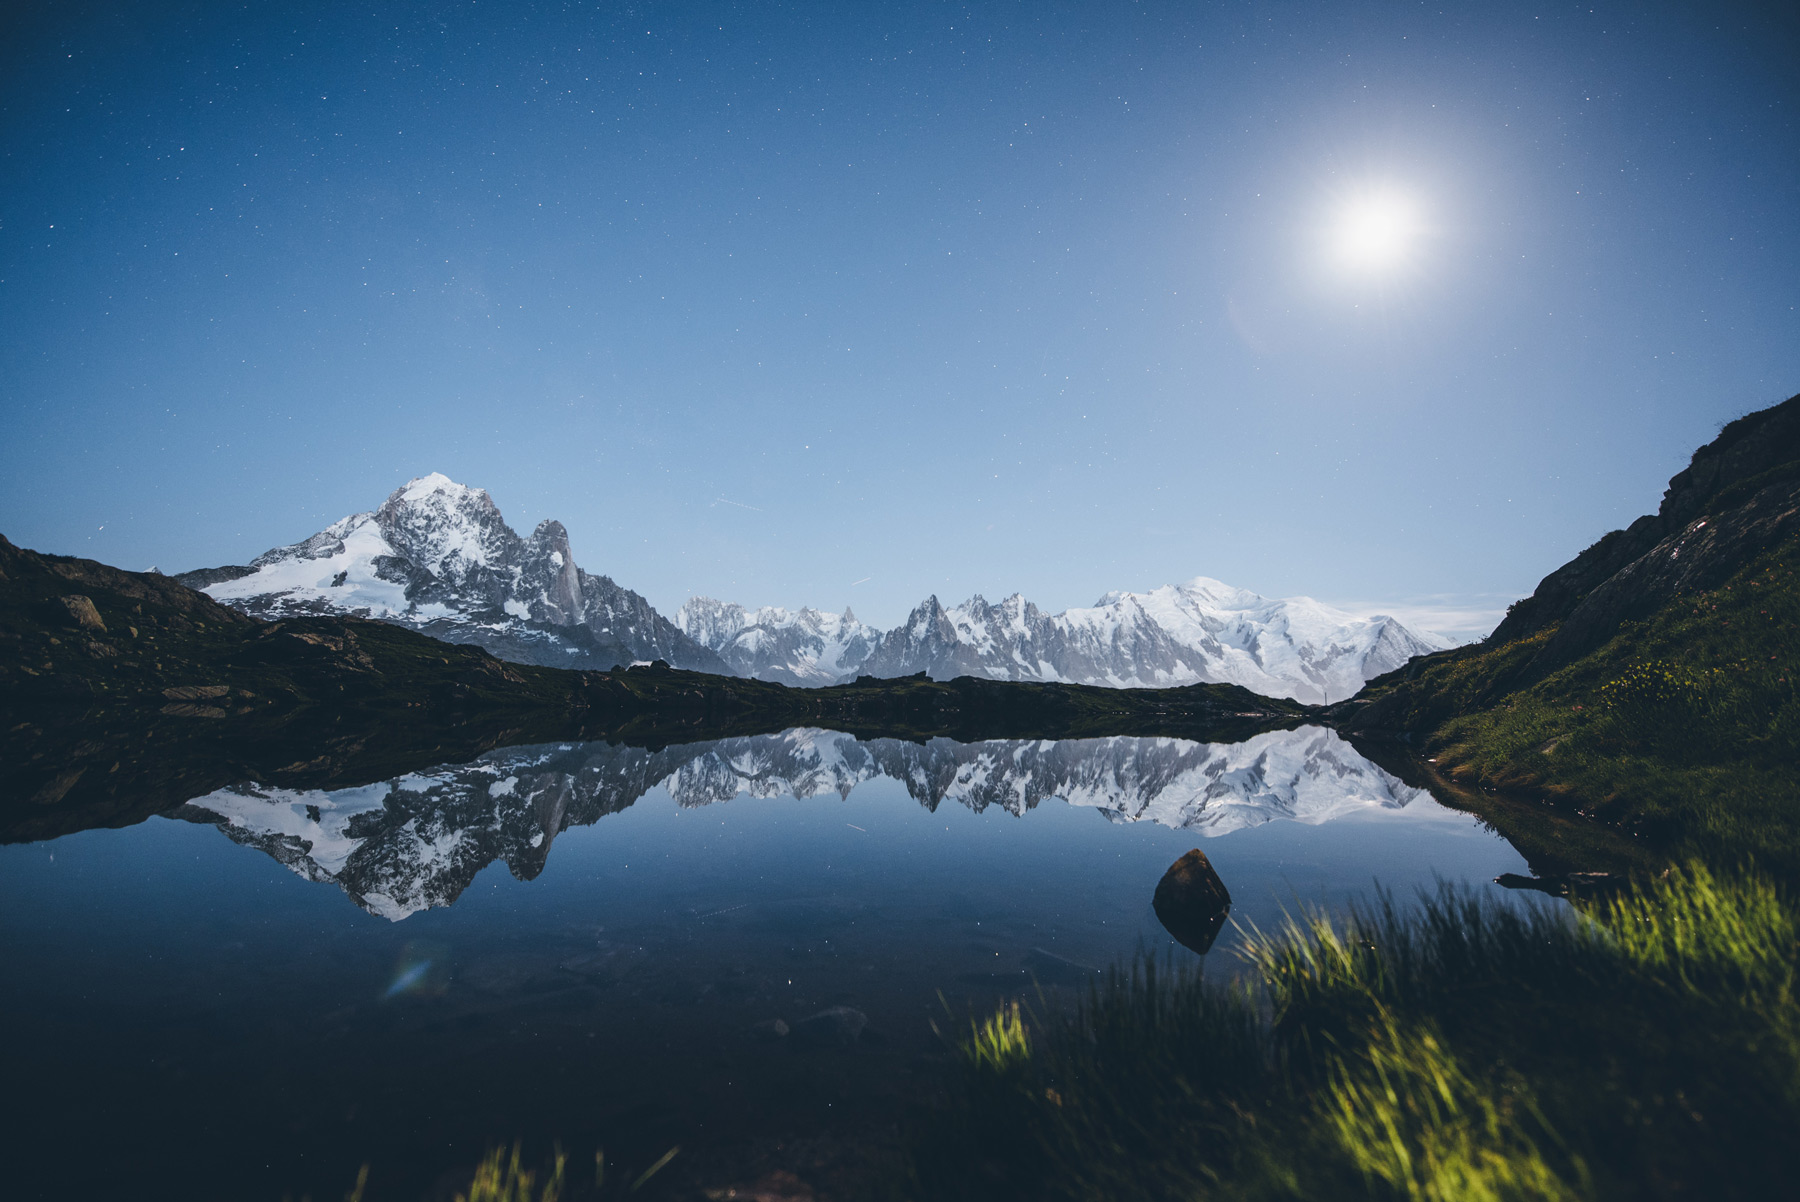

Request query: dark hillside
[
  {"left": 1336, "top": 394, "right": 1800, "bottom": 873},
  {"left": 1491, "top": 392, "right": 1800, "bottom": 670}
]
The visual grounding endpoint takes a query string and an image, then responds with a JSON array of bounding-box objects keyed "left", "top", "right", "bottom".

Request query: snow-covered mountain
[
  {"left": 175, "top": 474, "right": 728, "bottom": 673},
  {"left": 684, "top": 579, "right": 1449, "bottom": 704},
  {"left": 675, "top": 598, "right": 885, "bottom": 685},
  {"left": 177, "top": 726, "right": 1435, "bottom": 920},
  {"left": 176, "top": 471, "right": 1444, "bottom": 700}
]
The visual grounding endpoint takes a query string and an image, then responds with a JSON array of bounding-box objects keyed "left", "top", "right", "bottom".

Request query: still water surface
[{"left": 0, "top": 725, "right": 1539, "bottom": 1199}]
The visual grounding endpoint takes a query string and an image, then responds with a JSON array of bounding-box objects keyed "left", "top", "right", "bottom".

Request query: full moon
[{"left": 1330, "top": 190, "right": 1423, "bottom": 274}]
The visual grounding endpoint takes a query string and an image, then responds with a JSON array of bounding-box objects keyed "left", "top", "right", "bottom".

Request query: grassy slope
[
  {"left": 1343, "top": 536, "right": 1799, "bottom": 872},
  {"left": 906, "top": 866, "right": 1800, "bottom": 1202},
  {"left": 886, "top": 400, "right": 1799, "bottom": 1202}
]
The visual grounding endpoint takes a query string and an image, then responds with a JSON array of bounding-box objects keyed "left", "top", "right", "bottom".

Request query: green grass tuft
[
  {"left": 905, "top": 867, "right": 1800, "bottom": 1201},
  {"left": 1319, "top": 1010, "right": 1583, "bottom": 1202},
  {"left": 455, "top": 1144, "right": 566, "bottom": 1202}
]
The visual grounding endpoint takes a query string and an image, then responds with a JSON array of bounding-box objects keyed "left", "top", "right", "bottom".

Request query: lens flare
[{"left": 383, "top": 939, "right": 450, "bottom": 999}]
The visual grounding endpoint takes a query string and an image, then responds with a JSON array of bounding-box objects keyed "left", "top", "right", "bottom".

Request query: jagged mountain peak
[
  {"left": 172, "top": 472, "right": 1445, "bottom": 701},
  {"left": 399, "top": 470, "right": 475, "bottom": 496},
  {"left": 909, "top": 594, "right": 948, "bottom": 622},
  {"left": 176, "top": 474, "right": 727, "bottom": 674},
  {"left": 374, "top": 474, "right": 516, "bottom": 583},
  {"left": 686, "top": 574, "right": 1449, "bottom": 704},
  {"left": 675, "top": 594, "right": 883, "bottom": 685}
]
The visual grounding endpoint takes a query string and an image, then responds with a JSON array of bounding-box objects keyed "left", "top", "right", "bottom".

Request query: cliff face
[{"left": 1490, "top": 394, "right": 1800, "bottom": 670}]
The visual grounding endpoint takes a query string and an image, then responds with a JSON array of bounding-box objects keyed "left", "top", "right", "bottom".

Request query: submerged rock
[
  {"left": 1023, "top": 946, "right": 1100, "bottom": 986},
  {"left": 1496, "top": 871, "right": 1629, "bottom": 898},
  {"left": 791, "top": 1006, "right": 868, "bottom": 1047},
  {"left": 1153, "top": 848, "right": 1232, "bottom": 955},
  {"left": 749, "top": 1018, "right": 790, "bottom": 1041}
]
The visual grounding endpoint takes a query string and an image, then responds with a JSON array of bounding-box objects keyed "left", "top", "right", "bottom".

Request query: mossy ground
[{"left": 1349, "top": 537, "right": 1800, "bottom": 872}]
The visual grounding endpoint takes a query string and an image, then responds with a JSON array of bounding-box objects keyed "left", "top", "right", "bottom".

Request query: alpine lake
[{"left": 0, "top": 724, "right": 1548, "bottom": 1200}]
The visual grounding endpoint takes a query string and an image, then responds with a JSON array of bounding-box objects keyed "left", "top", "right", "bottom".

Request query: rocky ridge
[
  {"left": 177, "top": 474, "right": 728, "bottom": 673},
  {"left": 1486, "top": 394, "right": 1800, "bottom": 679},
  {"left": 684, "top": 579, "right": 1447, "bottom": 704}
]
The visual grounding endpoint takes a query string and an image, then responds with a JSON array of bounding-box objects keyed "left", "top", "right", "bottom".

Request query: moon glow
[{"left": 1330, "top": 190, "right": 1423, "bottom": 275}]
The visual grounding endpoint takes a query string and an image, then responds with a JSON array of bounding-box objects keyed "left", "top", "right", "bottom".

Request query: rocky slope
[
  {"left": 1334, "top": 391, "right": 1800, "bottom": 872},
  {"left": 179, "top": 725, "right": 1430, "bottom": 920},
  {"left": 1486, "top": 395, "right": 1800, "bottom": 678},
  {"left": 176, "top": 474, "right": 729, "bottom": 673},
  {"left": 683, "top": 579, "right": 1447, "bottom": 704}
]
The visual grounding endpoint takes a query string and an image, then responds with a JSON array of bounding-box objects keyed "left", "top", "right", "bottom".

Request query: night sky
[{"left": 3, "top": 1, "right": 1796, "bottom": 638}]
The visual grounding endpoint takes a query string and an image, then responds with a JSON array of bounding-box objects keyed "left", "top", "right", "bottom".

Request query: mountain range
[
  {"left": 679, "top": 580, "right": 1445, "bottom": 703},
  {"left": 178, "top": 473, "right": 1447, "bottom": 703},
  {"left": 178, "top": 725, "right": 1432, "bottom": 920}
]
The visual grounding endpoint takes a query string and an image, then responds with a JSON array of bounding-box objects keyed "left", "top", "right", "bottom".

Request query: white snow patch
[{"left": 183, "top": 781, "right": 392, "bottom": 876}]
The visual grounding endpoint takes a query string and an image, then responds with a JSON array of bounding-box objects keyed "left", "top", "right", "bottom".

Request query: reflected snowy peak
[{"left": 179, "top": 726, "right": 1432, "bottom": 920}]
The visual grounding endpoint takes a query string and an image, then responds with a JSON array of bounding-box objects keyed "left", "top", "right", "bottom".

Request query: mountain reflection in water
[
  {"left": 1, "top": 722, "right": 1535, "bottom": 1201},
  {"left": 179, "top": 725, "right": 1431, "bottom": 920}
]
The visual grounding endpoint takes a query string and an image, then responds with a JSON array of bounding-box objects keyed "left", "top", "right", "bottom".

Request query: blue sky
[{"left": 3, "top": 0, "right": 1795, "bottom": 638}]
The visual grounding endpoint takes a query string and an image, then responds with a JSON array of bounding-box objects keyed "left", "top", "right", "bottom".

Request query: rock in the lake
[
  {"left": 1495, "top": 871, "right": 1628, "bottom": 898},
  {"left": 790, "top": 1006, "right": 867, "bottom": 1047},
  {"left": 1153, "top": 848, "right": 1232, "bottom": 955}
]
